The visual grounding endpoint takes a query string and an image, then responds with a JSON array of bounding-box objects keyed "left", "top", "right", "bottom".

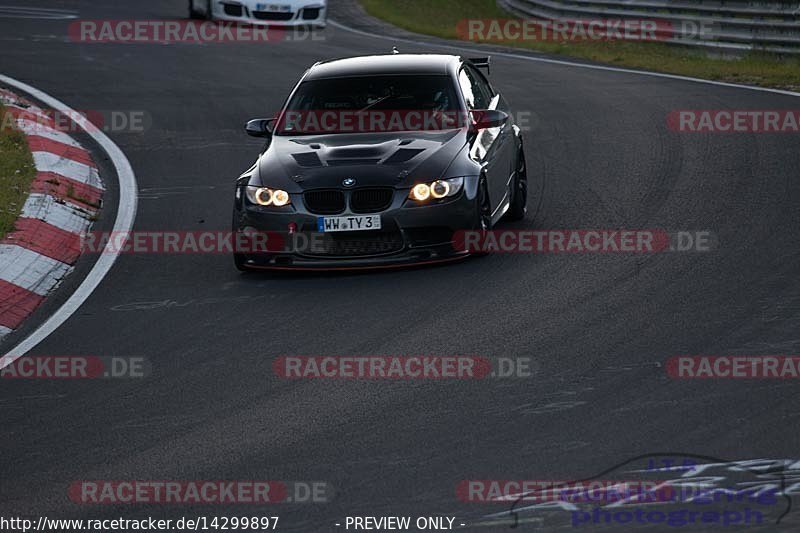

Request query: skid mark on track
[{"left": 0, "top": 6, "right": 77, "bottom": 19}]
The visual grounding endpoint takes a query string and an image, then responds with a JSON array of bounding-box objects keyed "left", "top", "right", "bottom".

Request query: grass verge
[
  {"left": 359, "top": 0, "right": 800, "bottom": 91},
  {"left": 0, "top": 102, "right": 37, "bottom": 240}
]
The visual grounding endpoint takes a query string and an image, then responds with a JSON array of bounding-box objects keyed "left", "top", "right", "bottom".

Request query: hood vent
[
  {"left": 328, "top": 159, "right": 381, "bottom": 166},
  {"left": 383, "top": 148, "right": 424, "bottom": 165},
  {"left": 292, "top": 152, "right": 323, "bottom": 167},
  {"left": 330, "top": 147, "right": 383, "bottom": 158}
]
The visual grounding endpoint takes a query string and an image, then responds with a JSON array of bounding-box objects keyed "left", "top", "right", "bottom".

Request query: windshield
[{"left": 275, "top": 75, "right": 464, "bottom": 135}]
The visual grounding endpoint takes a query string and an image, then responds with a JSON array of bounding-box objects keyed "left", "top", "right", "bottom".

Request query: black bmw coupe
[{"left": 232, "top": 53, "right": 527, "bottom": 270}]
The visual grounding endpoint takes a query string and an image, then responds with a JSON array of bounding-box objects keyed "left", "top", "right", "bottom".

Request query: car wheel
[
  {"left": 189, "top": 0, "right": 211, "bottom": 20},
  {"left": 233, "top": 251, "right": 250, "bottom": 272},
  {"left": 477, "top": 176, "right": 492, "bottom": 231},
  {"left": 232, "top": 213, "right": 250, "bottom": 272},
  {"left": 509, "top": 147, "right": 528, "bottom": 221},
  {"left": 466, "top": 177, "right": 492, "bottom": 257}
]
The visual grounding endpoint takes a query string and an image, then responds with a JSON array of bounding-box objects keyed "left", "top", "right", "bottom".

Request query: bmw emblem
[{"left": 342, "top": 178, "right": 356, "bottom": 188}]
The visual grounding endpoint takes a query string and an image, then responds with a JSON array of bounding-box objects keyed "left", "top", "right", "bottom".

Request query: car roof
[{"left": 304, "top": 54, "right": 463, "bottom": 80}]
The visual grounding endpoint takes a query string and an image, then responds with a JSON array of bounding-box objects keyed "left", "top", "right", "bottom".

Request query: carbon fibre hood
[{"left": 254, "top": 130, "right": 467, "bottom": 191}]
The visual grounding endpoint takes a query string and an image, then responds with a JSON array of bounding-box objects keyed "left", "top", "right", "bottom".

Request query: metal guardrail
[{"left": 498, "top": 0, "right": 800, "bottom": 54}]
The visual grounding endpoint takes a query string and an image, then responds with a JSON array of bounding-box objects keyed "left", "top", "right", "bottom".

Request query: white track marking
[
  {"left": 329, "top": 20, "right": 800, "bottom": 99},
  {"left": 0, "top": 74, "right": 138, "bottom": 367}
]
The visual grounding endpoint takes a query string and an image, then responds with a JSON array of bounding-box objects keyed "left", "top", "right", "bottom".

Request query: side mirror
[
  {"left": 470, "top": 109, "right": 508, "bottom": 130},
  {"left": 245, "top": 118, "right": 275, "bottom": 138}
]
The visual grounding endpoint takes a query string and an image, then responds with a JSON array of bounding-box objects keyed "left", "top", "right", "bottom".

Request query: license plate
[
  {"left": 256, "top": 3, "right": 291, "bottom": 11},
  {"left": 317, "top": 215, "right": 381, "bottom": 232}
]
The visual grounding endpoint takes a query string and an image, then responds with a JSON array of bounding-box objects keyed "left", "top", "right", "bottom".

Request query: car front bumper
[
  {"left": 232, "top": 183, "right": 480, "bottom": 270},
  {"left": 212, "top": 1, "right": 327, "bottom": 27}
]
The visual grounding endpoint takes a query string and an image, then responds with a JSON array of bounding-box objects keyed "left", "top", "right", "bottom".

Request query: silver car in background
[{"left": 189, "top": 0, "right": 327, "bottom": 27}]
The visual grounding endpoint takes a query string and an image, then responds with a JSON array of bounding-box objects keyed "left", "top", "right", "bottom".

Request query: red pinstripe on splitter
[
  {"left": 2, "top": 218, "right": 82, "bottom": 264},
  {"left": 31, "top": 172, "right": 103, "bottom": 210},
  {"left": 0, "top": 280, "right": 45, "bottom": 330},
  {"left": 27, "top": 136, "right": 95, "bottom": 167}
]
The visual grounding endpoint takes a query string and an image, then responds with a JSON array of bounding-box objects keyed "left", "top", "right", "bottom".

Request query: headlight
[
  {"left": 245, "top": 186, "right": 291, "bottom": 207},
  {"left": 408, "top": 178, "right": 464, "bottom": 202},
  {"left": 411, "top": 183, "right": 431, "bottom": 201}
]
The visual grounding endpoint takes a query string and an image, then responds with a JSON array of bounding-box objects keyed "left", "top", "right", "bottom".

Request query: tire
[
  {"left": 509, "top": 146, "right": 528, "bottom": 221},
  {"left": 478, "top": 177, "right": 492, "bottom": 231},
  {"left": 233, "top": 251, "right": 249, "bottom": 272},
  {"left": 189, "top": 0, "right": 211, "bottom": 20},
  {"left": 470, "top": 177, "right": 492, "bottom": 257},
  {"left": 232, "top": 211, "right": 250, "bottom": 272}
]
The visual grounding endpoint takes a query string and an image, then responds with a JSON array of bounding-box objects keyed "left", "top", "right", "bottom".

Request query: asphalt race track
[{"left": 1, "top": 1, "right": 800, "bottom": 531}]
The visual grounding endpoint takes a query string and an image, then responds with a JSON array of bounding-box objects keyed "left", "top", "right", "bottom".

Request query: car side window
[
  {"left": 470, "top": 66, "right": 495, "bottom": 101},
  {"left": 458, "top": 66, "right": 491, "bottom": 110}
]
